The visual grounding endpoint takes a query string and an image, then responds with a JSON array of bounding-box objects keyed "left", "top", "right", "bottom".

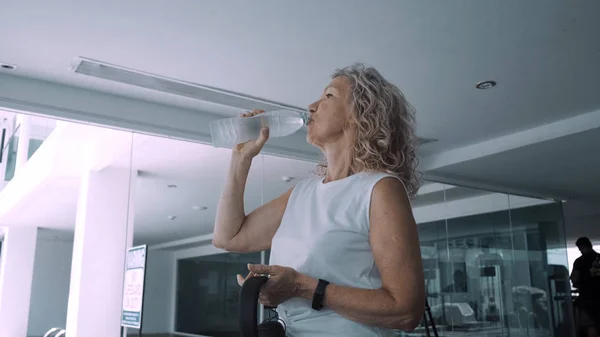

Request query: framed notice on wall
[{"left": 121, "top": 244, "right": 148, "bottom": 330}]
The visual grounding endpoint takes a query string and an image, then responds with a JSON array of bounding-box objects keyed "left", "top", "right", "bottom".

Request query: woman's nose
[{"left": 308, "top": 100, "right": 319, "bottom": 114}]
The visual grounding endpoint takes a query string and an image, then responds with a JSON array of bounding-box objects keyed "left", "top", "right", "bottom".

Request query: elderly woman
[{"left": 213, "top": 64, "right": 425, "bottom": 336}]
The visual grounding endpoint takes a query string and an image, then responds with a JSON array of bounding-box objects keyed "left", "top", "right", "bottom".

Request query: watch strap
[{"left": 311, "top": 279, "right": 329, "bottom": 310}]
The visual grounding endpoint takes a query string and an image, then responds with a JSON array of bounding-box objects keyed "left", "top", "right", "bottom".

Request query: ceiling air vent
[
  {"left": 71, "top": 57, "right": 304, "bottom": 112},
  {"left": 71, "top": 57, "right": 433, "bottom": 144}
]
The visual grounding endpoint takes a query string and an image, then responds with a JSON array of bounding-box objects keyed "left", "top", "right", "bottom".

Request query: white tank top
[{"left": 269, "top": 171, "right": 402, "bottom": 337}]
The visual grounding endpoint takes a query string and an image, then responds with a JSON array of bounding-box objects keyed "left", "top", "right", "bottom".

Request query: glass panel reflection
[
  {"left": 162, "top": 150, "right": 573, "bottom": 337},
  {"left": 411, "top": 182, "right": 449, "bottom": 336},
  {"left": 442, "top": 187, "right": 511, "bottom": 335},
  {"left": 508, "top": 197, "right": 574, "bottom": 337},
  {"left": 176, "top": 252, "right": 262, "bottom": 337},
  {"left": 402, "top": 183, "right": 572, "bottom": 337}
]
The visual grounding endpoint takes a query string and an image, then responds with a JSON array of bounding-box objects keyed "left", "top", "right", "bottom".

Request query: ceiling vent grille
[
  {"left": 71, "top": 57, "right": 304, "bottom": 113},
  {"left": 71, "top": 57, "right": 435, "bottom": 145}
]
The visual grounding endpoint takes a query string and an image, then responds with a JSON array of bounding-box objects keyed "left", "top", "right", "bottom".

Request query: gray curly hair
[{"left": 318, "top": 63, "right": 420, "bottom": 197}]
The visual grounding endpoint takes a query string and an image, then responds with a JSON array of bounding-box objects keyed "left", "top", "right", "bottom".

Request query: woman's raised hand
[{"left": 232, "top": 109, "right": 270, "bottom": 160}]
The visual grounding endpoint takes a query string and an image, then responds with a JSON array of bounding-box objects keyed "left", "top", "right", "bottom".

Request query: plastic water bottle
[{"left": 209, "top": 109, "right": 309, "bottom": 148}]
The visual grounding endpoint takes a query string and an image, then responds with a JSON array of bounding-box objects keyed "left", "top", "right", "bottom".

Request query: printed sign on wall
[{"left": 121, "top": 245, "right": 147, "bottom": 329}]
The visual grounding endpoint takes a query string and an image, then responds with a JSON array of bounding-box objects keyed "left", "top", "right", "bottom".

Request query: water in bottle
[{"left": 209, "top": 109, "right": 309, "bottom": 148}]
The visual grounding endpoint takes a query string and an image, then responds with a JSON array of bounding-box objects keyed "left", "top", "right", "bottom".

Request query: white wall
[
  {"left": 125, "top": 248, "right": 176, "bottom": 335},
  {"left": 27, "top": 238, "right": 73, "bottom": 337},
  {"left": 26, "top": 238, "right": 176, "bottom": 336},
  {"left": 139, "top": 249, "right": 175, "bottom": 334}
]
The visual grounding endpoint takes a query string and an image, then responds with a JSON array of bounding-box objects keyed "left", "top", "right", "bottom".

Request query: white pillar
[
  {"left": 15, "top": 114, "right": 32, "bottom": 174},
  {"left": 0, "top": 227, "right": 38, "bottom": 337},
  {"left": 66, "top": 168, "right": 135, "bottom": 337}
]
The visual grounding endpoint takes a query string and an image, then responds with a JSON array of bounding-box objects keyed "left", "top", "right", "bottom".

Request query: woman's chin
[
  {"left": 306, "top": 133, "right": 319, "bottom": 146},
  {"left": 306, "top": 133, "right": 315, "bottom": 145}
]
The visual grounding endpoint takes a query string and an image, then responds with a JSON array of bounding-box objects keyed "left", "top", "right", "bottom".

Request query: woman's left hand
[{"left": 246, "top": 263, "right": 303, "bottom": 307}]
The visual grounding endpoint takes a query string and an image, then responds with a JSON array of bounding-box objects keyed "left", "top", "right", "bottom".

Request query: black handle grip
[
  {"left": 239, "top": 276, "right": 269, "bottom": 337},
  {"left": 0, "top": 128, "right": 6, "bottom": 164}
]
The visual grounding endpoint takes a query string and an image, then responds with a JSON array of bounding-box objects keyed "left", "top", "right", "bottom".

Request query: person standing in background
[{"left": 571, "top": 236, "right": 600, "bottom": 337}]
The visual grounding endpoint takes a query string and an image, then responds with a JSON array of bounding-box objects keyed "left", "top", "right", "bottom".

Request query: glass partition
[
  {"left": 176, "top": 252, "right": 262, "bottom": 337},
  {"left": 129, "top": 134, "right": 241, "bottom": 336},
  {"left": 507, "top": 197, "right": 573, "bottom": 336},
  {"left": 2, "top": 106, "right": 572, "bottom": 336},
  {"left": 0, "top": 112, "right": 57, "bottom": 185},
  {"left": 134, "top": 134, "right": 573, "bottom": 337},
  {"left": 401, "top": 183, "right": 572, "bottom": 337},
  {"left": 412, "top": 182, "right": 449, "bottom": 319},
  {"left": 129, "top": 132, "right": 317, "bottom": 336},
  {"left": 9, "top": 118, "right": 134, "bottom": 337},
  {"left": 441, "top": 187, "right": 512, "bottom": 333}
]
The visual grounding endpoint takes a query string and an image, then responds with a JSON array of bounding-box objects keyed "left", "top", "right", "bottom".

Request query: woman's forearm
[
  {"left": 213, "top": 155, "right": 252, "bottom": 247},
  {"left": 296, "top": 274, "right": 423, "bottom": 331}
]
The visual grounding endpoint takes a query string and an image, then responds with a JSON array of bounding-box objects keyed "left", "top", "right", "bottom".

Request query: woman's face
[{"left": 306, "top": 76, "right": 353, "bottom": 147}]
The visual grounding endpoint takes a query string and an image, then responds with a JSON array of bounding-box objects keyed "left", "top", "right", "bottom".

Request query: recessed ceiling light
[
  {"left": 282, "top": 176, "right": 295, "bottom": 183},
  {"left": 0, "top": 63, "right": 17, "bottom": 71},
  {"left": 193, "top": 206, "right": 208, "bottom": 211},
  {"left": 168, "top": 215, "right": 177, "bottom": 220},
  {"left": 475, "top": 80, "right": 497, "bottom": 90},
  {"left": 167, "top": 184, "right": 177, "bottom": 188}
]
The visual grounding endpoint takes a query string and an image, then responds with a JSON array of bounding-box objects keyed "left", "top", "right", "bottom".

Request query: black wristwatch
[{"left": 311, "top": 279, "right": 329, "bottom": 310}]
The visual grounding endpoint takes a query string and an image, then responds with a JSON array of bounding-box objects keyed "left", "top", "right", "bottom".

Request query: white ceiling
[
  {"left": 430, "top": 127, "right": 600, "bottom": 200},
  {"left": 0, "top": 1, "right": 599, "bottom": 243},
  {"left": 1, "top": 1, "right": 599, "bottom": 155}
]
